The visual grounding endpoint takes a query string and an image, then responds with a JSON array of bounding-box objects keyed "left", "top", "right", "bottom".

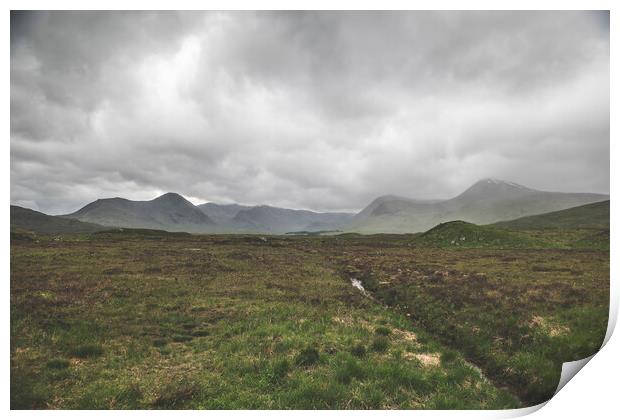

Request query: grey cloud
[{"left": 10, "top": 11, "right": 609, "bottom": 215}]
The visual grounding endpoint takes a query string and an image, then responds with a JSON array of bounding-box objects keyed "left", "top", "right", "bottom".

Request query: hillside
[
  {"left": 415, "top": 220, "right": 536, "bottom": 248},
  {"left": 197, "top": 203, "right": 251, "bottom": 226},
  {"left": 232, "top": 205, "right": 354, "bottom": 234},
  {"left": 197, "top": 202, "right": 355, "bottom": 234},
  {"left": 11, "top": 205, "right": 105, "bottom": 235},
  {"left": 349, "top": 179, "right": 609, "bottom": 234},
  {"left": 492, "top": 200, "right": 609, "bottom": 230},
  {"left": 65, "top": 193, "right": 215, "bottom": 233}
]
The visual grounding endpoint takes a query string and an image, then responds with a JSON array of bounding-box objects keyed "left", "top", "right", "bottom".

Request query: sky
[{"left": 10, "top": 11, "right": 609, "bottom": 215}]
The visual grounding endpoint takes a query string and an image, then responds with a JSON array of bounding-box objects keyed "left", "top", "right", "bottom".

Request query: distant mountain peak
[
  {"left": 152, "top": 192, "right": 187, "bottom": 202},
  {"left": 352, "top": 177, "right": 608, "bottom": 233},
  {"left": 474, "top": 178, "right": 530, "bottom": 189},
  {"left": 458, "top": 179, "right": 535, "bottom": 199}
]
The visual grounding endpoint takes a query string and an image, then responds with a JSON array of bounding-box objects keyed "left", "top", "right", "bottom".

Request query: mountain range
[
  {"left": 64, "top": 192, "right": 214, "bottom": 233},
  {"left": 349, "top": 178, "right": 609, "bottom": 233},
  {"left": 10, "top": 178, "right": 609, "bottom": 235},
  {"left": 197, "top": 202, "right": 354, "bottom": 234}
]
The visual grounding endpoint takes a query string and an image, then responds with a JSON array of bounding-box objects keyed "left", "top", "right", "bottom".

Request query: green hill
[
  {"left": 415, "top": 220, "right": 536, "bottom": 248},
  {"left": 492, "top": 200, "right": 609, "bottom": 230},
  {"left": 11, "top": 205, "right": 105, "bottom": 235}
]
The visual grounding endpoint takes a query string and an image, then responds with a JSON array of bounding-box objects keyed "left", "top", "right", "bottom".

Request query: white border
[{"left": 3, "top": 2, "right": 616, "bottom": 419}]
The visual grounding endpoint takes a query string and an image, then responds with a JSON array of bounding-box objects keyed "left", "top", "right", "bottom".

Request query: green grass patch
[
  {"left": 70, "top": 344, "right": 104, "bottom": 359},
  {"left": 295, "top": 346, "right": 320, "bottom": 367},
  {"left": 46, "top": 358, "right": 70, "bottom": 370},
  {"left": 370, "top": 337, "right": 390, "bottom": 353}
]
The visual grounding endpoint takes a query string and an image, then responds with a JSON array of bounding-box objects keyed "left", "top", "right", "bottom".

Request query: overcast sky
[{"left": 11, "top": 11, "right": 609, "bottom": 214}]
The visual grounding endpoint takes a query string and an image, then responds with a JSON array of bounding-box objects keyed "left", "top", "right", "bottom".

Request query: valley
[
  {"left": 10, "top": 201, "right": 609, "bottom": 408},
  {"left": 10, "top": 9, "right": 611, "bottom": 413},
  {"left": 10, "top": 179, "right": 610, "bottom": 409}
]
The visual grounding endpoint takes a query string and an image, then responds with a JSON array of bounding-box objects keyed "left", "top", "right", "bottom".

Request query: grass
[
  {"left": 492, "top": 200, "right": 609, "bottom": 230},
  {"left": 295, "top": 347, "right": 321, "bottom": 367},
  {"left": 336, "top": 240, "right": 608, "bottom": 405},
  {"left": 375, "top": 326, "right": 391, "bottom": 336},
  {"left": 45, "top": 358, "right": 70, "bottom": 370},
  {"left": 416, "top": 221, "right": 538, "bottom": 248},
  {"left": 350, "top": 343, "right": 366, "bottom": 358},
  {"left": 370, "top": 337, "right": 390, "bottom": 353},
  {"left": 10, "top": 227, "right": 608, "bottom": 409},
  {"left": 153, "top": 379, "right": 201, "bottom": 409},
  {"left": 70, "top": 344, "right": 104, "bottom": 359}
]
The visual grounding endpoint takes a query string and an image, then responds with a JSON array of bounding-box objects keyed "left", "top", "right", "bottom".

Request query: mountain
[
  {"left": 492, "top": 200, "right": 609, "bottom": 230},
  {"left": 63, "top": 193, "right": 353, "bottom": 235},
  {"left": 231, "top": 205, "right": 354, "bottom": 234},
  {"left": 352, "top": 195, "right": 441, "bottom": 220},
  {"left": 29, "top": 179, "right": 608, "bottom": 235},
  {"left": 197, "top": 202, "right": 354, "bottom": 233},
  {"left": 197, "top": 202, "right": 252, "bottom": 227},
  {"left": 350, "top": 179, "right": 609, "bottom": 233},
  {"left": 64, "top": 192, "right": 215, "bottom": 233},
  {"left": 11, "top": 205, "right": 105, "bottom": 234}
]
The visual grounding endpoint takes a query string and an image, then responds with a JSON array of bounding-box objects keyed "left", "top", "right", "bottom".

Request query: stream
[{"left": 349, "top": 276, "right": 496, "bottom": 388}]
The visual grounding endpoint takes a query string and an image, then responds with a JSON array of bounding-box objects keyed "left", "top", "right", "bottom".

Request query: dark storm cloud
[{"left": 10, "top": 11, "right": 609, "bottom": 214}]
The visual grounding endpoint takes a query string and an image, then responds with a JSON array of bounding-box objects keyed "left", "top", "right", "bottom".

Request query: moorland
[{"left": 10, "top": 199, "right": 609, "bottom": 409}]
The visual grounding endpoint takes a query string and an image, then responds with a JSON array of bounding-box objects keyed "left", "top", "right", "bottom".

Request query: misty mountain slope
[
  {"left": 197, "top": 202, "right": 252, "bottom": 226},
  {"left": 492, "top": 200, "right": 609, "bottom": 230},
  {"left": 65, "top": 193, "right": 215, "bottom": 233},
  {"left": 352, "top": 195, "right": 419, "bottom": 220},
  {"left": 11, "top": 205, "right": 105, "bottom": 234},
  {"left": 349, "top": 179, "right": 609, "bottom": 234},
  {"left": 46, "top": 179, "right": 607, "bottom": 235},
  {"left": 232, "top": 205, "right": 355, "bottom": 234}
]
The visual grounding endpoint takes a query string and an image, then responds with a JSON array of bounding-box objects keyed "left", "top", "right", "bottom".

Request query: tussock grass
[
  {"left": 370, "top": 337, "right": 390, "bottom": 353},
  {"left": 46, "top": 358, "right": 70, "bottom": 370},
  {"left": 295, "top": 347, "right": 320, "bottom": 367},
  {"left": 70, "top": 344, "right": 104, "bottom": 359}
]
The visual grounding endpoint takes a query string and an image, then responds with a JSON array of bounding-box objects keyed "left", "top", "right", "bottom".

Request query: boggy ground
[
  {"left": 330, "top": 246, "right": 608, "bottom": 406},
  {"left": 10, "top": 230, "right": 608, "bottom": 409}
]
